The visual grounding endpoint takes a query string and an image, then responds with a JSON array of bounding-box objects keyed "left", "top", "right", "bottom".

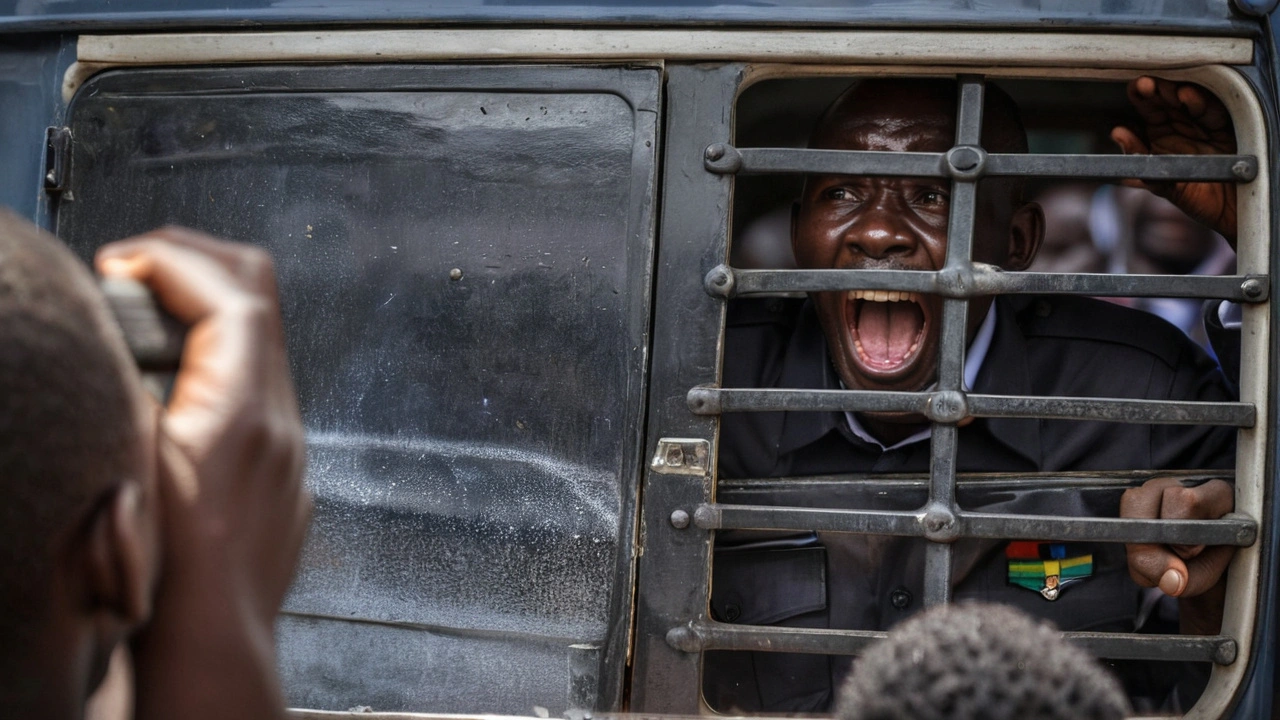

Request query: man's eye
[
  {"left": 917, "top": 190, "right": 949, "bottom": 206},
  {"left": 823, "top": 187, "right": 854, "bottom": 200}
]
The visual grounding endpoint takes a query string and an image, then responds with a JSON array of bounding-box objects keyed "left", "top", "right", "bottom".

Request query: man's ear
[
  {"left": 1005, "top": 201, "right": 1045, "bottom": 271},
  {"left": 84, "top": 483, "right": 154, "bottom": 626}
]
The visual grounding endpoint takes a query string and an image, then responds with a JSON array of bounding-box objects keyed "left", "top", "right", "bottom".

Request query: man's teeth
[
  {"left": 846, "top": 290, "right": 922, "bottom": 303},
  {"left": 853, "top": 339, "right": 920, "bottom": 364}
]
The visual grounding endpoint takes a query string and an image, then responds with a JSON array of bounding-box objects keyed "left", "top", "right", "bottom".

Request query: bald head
[
  {"left": 791, "top": 79, "right": 1046, "bottom": 419},
  {"left": 812, "top": 78, "right": 1029, "bottom": 154},
  {"left": 0, "top": 211, "right": 142, "bottom": 648}
]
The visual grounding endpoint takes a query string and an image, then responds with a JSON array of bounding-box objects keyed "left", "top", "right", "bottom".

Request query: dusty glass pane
[{"left": 57, "top": 64, "right": 658, "bottom": 714}]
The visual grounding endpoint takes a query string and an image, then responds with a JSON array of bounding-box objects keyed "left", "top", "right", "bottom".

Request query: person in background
[
  {"left": 1032, "top": 183, "right": 1234, "bottom": 349},
  {"left": 1027, "top": 184, "right": 1107, "bottom": 275}
]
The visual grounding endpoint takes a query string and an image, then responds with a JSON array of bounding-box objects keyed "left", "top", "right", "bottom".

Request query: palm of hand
[
  {"left": 1146, "top": 119, "right": 1237, "bottom": 242},
  {"left": 1115, "top": 77, "right": 1239, "bottom": 243}
]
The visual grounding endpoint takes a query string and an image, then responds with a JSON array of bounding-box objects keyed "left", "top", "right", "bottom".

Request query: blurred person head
[
  {"left": 733, "top": 205, "right": 798, "bottom": 270},
  {"left": 1122, "top": 188, "right": 1229, "bottom": 276},
  {"left": 834, "top": 602, "right": 1130, "bottom": 720},
  {"left": 0, "top": 211, "right": 161, "bottom": 713},
  {"left": 1030, "top": 184, "right": 1107, "bottom": 274}
]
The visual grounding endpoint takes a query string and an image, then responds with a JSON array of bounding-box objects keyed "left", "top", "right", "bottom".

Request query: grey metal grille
[{"left": 695, "top": 76, "right": 1261, "bottom": 658}]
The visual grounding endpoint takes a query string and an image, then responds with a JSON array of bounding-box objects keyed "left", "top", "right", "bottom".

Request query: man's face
[
  {"left": 793, "top": 87, "right": 1038, "bottom": 397},
  {"left": 1129, "top": 190, "right": 1220, "bottom": 274}
]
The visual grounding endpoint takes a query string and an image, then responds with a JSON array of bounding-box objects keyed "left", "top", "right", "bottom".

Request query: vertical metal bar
[
  {"left": 936, "top": 276, "right": 972, "bottom": 389},
  {"left": 936, "top": 76, "right": 984, "bottom": 392},
  {"left": 954, "top": 76, "right": 986, "bottom": 148},
  {"left": 924, "top": 541, "right": 954, "bottom": 606},
  {"left": 924, "top": 75, "right": 985, "bottom": 608},
  {"left": 924, "top": 423, "right": 958, "bottom": 606}
]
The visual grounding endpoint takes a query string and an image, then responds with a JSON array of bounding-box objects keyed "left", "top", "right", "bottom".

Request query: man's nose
[{"left": 845, "top": 202, "right": 917, "bottom": 260}]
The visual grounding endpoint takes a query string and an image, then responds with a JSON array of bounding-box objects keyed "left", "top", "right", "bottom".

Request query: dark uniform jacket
[{"left": 705, "top": 294, "right": 1236, "bottom": 713}]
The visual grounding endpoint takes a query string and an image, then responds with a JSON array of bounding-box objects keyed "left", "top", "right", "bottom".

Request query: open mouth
[{"left": 845, "top": 290, "right": 928, "bottom": 375}]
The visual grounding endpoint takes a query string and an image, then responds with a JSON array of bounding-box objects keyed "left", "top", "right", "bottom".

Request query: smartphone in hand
[{"left": 100, "top": 277, "right": 185, "bottom": 402}]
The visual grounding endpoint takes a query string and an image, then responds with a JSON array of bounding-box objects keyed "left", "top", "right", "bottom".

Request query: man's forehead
[
  {"left": 814, "top": 110, "right": 954, "bottom": 150},
  {"left": 814, "top": 80, "right": 1028, "bottom": 154}
]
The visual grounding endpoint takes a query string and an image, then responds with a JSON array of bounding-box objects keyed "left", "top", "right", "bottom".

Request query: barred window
[{"left": 634, "top": 62, "right": 1269, "bottom": 720}]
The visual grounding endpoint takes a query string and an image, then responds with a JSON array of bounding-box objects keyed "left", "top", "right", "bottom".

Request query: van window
[
  {"left": 633, "top": 65, "right": 1268, "bottom": 719},
  {"left": 55, "top": 63, "right": 660, "bottom": 715}
]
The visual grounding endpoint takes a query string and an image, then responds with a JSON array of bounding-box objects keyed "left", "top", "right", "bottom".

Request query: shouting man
[{"left": 707, "top": 77, "right": 1239, "bottom": 713}]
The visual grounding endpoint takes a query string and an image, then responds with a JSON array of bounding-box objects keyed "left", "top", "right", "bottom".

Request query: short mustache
[{"left": 831, "top": 259, "right": 939, "bottom": 272}]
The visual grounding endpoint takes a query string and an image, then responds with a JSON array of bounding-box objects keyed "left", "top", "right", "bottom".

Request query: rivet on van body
[
  {"left": 670, "top": 509, "right": 691, "bottom": 529},
  {"left": 1241, "top": 276, "right": 1267, "bottom": 301}
]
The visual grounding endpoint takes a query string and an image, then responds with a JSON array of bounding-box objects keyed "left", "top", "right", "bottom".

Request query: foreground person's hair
[
  {"left": 0, "top": 213, "right": 137, "bottom": 659},
  {"left": 835, "top": 602, "right": 1130, "bottom": 720}
]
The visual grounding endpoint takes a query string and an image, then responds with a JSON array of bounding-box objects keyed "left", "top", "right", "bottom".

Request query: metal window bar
[
  {"left": 920, "top": 75, "right": 986, "bottom": 606},
  {"left": 667, "top": 621, "right": 1238, "bottom": 665},
  {"left": 704, "top": 265, "right": 1269, "bottom": 303},
  {"left": 693, "top": 503, "right": 1256, "bottom": 546},
  {"left": 682, "top": 74, "right": 1264, "bottom": 667},
  {"left": 688, "top": 471, "right": 1250, "bottom": 666},
  {"left": 687, "top": 387, "right": 1256, "bottom": 426},
  {"left": 703, "top": 145, "right": 1258, "bottom": 183}
]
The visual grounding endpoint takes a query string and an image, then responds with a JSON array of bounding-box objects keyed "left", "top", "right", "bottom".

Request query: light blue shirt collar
[{"left": 844, "top": 303, "right": 997, "bottom": 451}]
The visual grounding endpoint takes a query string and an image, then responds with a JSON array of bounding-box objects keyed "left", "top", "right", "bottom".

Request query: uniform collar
[
  {"left": 774, "top": 297, "right": 1041, "bottom": 467},
  {"left": 843, "top": 302, "right": 997, "bottom": 451}
]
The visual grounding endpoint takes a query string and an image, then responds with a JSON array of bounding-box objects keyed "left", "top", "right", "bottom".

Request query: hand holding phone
[
  {"left": 100, "top": 276, "right": 185, "bottom": 401},
  {"left": 96, "top": 229, "right": 309, "bottom": 720}
]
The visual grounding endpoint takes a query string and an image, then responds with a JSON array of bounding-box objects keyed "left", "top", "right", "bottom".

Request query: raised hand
[
  {"left": 97, "top": 229, "right": 309, "bottom": 720},
  {"left": 1111, "top": 76, "right": 1238, "bottom": 245}
]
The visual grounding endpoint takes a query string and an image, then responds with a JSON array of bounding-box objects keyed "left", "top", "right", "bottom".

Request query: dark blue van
[{"left": 2, "top": 1, "right": 1277, "bottom": 717}]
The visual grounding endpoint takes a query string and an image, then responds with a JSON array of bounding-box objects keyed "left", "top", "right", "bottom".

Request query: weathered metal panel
[
  {"left": 53, "top": 63, "right": 660, "bottom": 715},
  {"left": 0, "top": 35, "right": 72, "bottom": 225},
  {"left": 629, "top": 63, "right": 744, "bottom": 714}
]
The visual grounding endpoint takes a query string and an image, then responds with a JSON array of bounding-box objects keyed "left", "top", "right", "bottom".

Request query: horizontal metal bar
[
  {"left": 688, "top": 386, "right": 928, "bottom": 415},
  {"left": 667, "top": 621, "right": 882, "bottom": 655},
  {"left": 966, "top": 395, "right": 1255, "bottom": 427},
  {"left": 960, "top": 510, "right": 1256, "bottom": 546},
  {"left": 697, "top": 504, "right": 922, "bottom": 535},
  {"left": 667, "top": 621, "right": 1236, "bottom": 664},
  {"left": 721, "top": 469, "right": 1233, "bottom": 495},
  {"left": 1070, "top": 632, "right": 1237, "bottom": 665},
  {"left": 689, "top": 386, "right": 1256, "bottom": 428},
  {"left": 694, "top": 504, "right": 1257, "bottom": 546},
  {"left": 995, "top": 272, "right": 1269, "bottom": 302},
  {"left": 705, "top": 146, "right": 945, "bottom": 177},
  {"left": 987, "top": 153, "right": 1258, "bottom": 182},
  {"left": 703, "top": 144, "right": 1257, "bottom": 183},
  {"left": 706, "top": 264, "right": 1269, "bottom": 303}
]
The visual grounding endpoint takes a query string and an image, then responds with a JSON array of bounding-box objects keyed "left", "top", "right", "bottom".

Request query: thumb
[{"left": 1127, "top": 542, "right": 1189, "bottom": 595}]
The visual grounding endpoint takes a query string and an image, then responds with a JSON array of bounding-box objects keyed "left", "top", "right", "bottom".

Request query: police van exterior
[{"left": 1, "top": 1, "right": 1277, "bottom": 718}]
